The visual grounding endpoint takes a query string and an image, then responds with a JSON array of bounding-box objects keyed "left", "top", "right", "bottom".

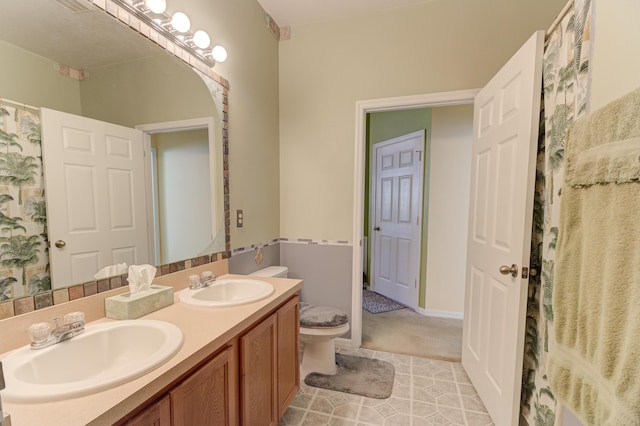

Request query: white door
[
  {"left": 41, "top": 108, "right": 149, "bottom": 286},
  {"left": 461, "top": 31, "right": 544, "bottom": 426},
  {"left": 371, "top": 130, "right": 424, "bottom": 308}
]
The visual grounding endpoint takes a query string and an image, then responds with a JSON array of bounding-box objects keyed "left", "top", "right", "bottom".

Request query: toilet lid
[{"left": 300, "top": 303, "right": 349, "bottom": 328}]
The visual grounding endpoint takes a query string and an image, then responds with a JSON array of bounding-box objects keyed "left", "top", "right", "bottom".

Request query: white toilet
[{"left": 250, "top": 266, "right": 350, "bottom": 378}]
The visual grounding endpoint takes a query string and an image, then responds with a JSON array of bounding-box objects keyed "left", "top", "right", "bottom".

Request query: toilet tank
[{"left": 249, "top": 266, "right": 289, "bottom": 278}]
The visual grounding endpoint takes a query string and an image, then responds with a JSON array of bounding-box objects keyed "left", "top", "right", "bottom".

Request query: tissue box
[{"left": 105, "top": 285, "right": 174, "bottom": 320}]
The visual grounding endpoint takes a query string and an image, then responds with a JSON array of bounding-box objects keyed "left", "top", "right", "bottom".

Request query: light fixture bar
[{"left": 111, "top": 0, "right": 216, "bottom": 67}]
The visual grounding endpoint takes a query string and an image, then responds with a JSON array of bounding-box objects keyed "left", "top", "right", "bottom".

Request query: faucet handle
[
  {"left": 28, "top": 322, "right": 53, "bottom": 344},
  {"left": 64, "top": 311, "right": 85, "bottom": 325}
]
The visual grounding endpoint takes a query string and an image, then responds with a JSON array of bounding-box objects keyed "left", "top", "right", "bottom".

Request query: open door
[
  {"left": 462, "top": 31, "right": 544, "bottom": 426},
  {"left": 41, "top": 108, "right": 149, "bottom": 286}
]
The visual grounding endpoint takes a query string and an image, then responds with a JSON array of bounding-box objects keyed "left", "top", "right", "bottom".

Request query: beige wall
[
  {"left": 185, "top": 0, "right": 281, "bottom": 250},
  {"left": 590, "top": 0, "right": 640, "bottom": 110},
  {"left": 425, "top": 105, "right": 473, "bottom": 315},
  {"left": 153, "top": 129, "right": 214, "bottom": 264},
  {"left": 79, "top": 54, "right": 215, "bottom": 127},
  {"left": 0, "top": 41, "right": 81, "bottom": 114},
  {"left": 279, "top": 0, "right": 567, "bottom": 241}
]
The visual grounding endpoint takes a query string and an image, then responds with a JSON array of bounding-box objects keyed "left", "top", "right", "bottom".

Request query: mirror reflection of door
[
  {"left": 41, "top": 108, "right": 149, "bottom": 286},
  {"left": 150, "top": 129, "right": 212, "bottom": 265}
]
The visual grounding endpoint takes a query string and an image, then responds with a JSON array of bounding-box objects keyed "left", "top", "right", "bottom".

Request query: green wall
[
  {"left": 366, "top": 108, "right": 432, "bottom": 309},
  {"left": 0, "top": 41, "right": 81, "bottom": 114}
]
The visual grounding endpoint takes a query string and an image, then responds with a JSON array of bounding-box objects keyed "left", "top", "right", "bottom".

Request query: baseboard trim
[
  {"left": 416, "top": 307, "right": 464, "bottom": 320},
  {"left": 335, "top": 336, "right": 358, "bottom": 349}
]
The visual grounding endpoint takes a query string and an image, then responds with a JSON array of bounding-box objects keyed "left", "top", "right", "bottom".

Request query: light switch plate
[{"left": 236, "top": 209, "right": 243, "bottom": 227}]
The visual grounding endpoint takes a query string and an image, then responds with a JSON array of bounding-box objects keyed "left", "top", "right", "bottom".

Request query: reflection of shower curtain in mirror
[
  {"left": 520, "top": 0, "right": 592, "bottom": 424},
  {"left": 0, "top": 99, "right": 50, "bottom": 301}
]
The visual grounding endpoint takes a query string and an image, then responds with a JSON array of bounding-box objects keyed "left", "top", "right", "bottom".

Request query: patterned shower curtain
[
  {"left": 0, "top": 100, "right": 50, "bottom": 301},
  {"left": 521, "top": 0, "right": 592, "bottom": 424}
]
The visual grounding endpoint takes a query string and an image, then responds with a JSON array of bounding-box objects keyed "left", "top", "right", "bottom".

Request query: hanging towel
[{"left": 548, "top": 86, "right": 640, "bottom": 425}]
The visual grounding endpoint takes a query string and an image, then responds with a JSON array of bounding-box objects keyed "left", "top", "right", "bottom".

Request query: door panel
[
  {"left": 370, "top": 130, "right": 425, "bottom": 308},
  {"left": 41, "top": 108, "right": 148, "bottom": 286},
  {"left": 462, "top": 31, "right": 544, "bottom": 426}
]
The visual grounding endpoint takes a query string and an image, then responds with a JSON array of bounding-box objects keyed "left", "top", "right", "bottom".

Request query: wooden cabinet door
[
  {"left": 277, "top": 296, "right": 300, "bottom": 417},
  {"left": 125, "top": 395, "right": 171, "bottom": 426},
  {"left": 241, "top": 313, "right": 278, "bottom": 426},
  {"left": 170, "top": 345, "right": 238, "bottom": 426}
]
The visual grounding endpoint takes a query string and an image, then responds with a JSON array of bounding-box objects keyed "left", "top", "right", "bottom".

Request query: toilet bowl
[{"left": 249, "top": 266, "right": 350, "bottom": 378}]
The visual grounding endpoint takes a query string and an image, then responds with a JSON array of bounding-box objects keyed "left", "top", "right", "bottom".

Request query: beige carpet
[{"left": 361, "top": 308, "right": 463, "bottom": 362}]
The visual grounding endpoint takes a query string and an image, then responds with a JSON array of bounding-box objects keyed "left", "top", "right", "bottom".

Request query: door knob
[
  {"left": 54, "top": 240, "right": 67, "bottom": 248},
  {"left": 373, "top": 226, "right": 381, "bottom": 231},
  {"left": 499, "top": 264, "right": 518, "bottom": 278}
]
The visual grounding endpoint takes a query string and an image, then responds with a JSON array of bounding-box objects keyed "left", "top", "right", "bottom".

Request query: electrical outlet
[{"left": 236, "top": 209, "right": 243, "bottom": 227}]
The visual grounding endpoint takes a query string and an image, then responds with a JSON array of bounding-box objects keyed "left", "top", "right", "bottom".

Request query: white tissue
[
  {"left": 127, "top": 264, "right": 157, "bottom": 295},
  {"left": 94, "top": 262, "right": 128, "bottom": 280}
]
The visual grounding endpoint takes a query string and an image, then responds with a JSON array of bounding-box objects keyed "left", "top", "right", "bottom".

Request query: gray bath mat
[
  {"left": 304, "top": 353, "right": 395, "bottom": 399},
  {"left": 362, "top": 289, "right": 406, "bottom": 314}
]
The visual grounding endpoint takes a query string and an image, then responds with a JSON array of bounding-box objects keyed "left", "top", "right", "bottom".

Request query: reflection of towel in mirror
[
  {"left": 94, "top": 263, "right": 128, "bottom": 280},
  {"left": 548, "top": 87, "right": 640, "bottom": 425}
]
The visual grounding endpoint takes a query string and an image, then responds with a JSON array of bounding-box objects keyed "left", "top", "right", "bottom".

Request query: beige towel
[{"left": 549, "top": 87, "right": 640, "bottom": 425}]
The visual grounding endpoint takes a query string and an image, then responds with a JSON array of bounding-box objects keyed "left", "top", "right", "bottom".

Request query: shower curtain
[
  {"left": 0, "top": 99, "right": 50, "bottom": 301},
  {"left": 520, "top": 0, "right": 592, "bottom": 424}
]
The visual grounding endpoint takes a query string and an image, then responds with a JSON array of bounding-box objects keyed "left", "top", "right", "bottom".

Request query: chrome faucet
[
  {"left": 188, "top": 271, "right": 217, "bottom": 290},
  {"left": 29, "top": 317, "right": 85, "bottom": 350}
]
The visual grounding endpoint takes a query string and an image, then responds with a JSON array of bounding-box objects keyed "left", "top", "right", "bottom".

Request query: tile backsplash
[{"left": 0, "top": 253, "right": 228, "bottom": 320}]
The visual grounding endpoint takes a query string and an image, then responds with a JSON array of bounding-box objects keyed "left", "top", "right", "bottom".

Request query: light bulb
[
  {"left": 211, "top": 45, "right": 227, "bottom": 63},
  {"left": 144, "top": 0, "right": 166, "bottom": 14},
  {"left": 193, "top": 30, "right": 211, "bottom": 49},
  {"left": 171, "top": 12, "right": 191, "bottom": 33}
]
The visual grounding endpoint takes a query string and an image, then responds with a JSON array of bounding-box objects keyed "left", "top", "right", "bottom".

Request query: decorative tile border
[
  {"left": 231, "top": 238, "right": 281, "bottom": 255},
  {"left": 0, "top": 252, "right": 229, "bottom": 321},
  {"left": 231, "top": 238, "right": 352, "bottom": 256},
  {"left": 279, "top": 238, "right": 351, "bottom": 246}
]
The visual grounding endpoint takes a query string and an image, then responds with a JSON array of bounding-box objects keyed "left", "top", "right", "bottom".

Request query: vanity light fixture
[
  {"left": 113, "top": 0, "right": 227, "bottom": 67},
  {"left": 144, "top": 0, "right": 166, "bottom": 14},
  {"left": 170, "top": 11, "right": 191, "bottom": 33},
  {"left": 192, "top": 30, "right": 211, "bottom": 49},
  {"left": 211, "top": 45, "right": 228, "bottom": 63}
]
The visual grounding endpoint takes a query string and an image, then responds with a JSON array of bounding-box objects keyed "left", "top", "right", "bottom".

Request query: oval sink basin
[
  {"left": 1, "top": 320, "right": 183, "bottom": 402},
  {"left": 179, "top": 278, "right": 275, "bottom": 307}
]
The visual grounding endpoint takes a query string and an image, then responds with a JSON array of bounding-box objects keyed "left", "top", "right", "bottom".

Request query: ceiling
[
  {"left": 0, "top": 0, "right": 161, "bottom": 70},
  {"left": 0, "top": 0, "right": 436, "bottom": 70},
  {"left": 256, "top": 0, "right": 437, "bottom": 27}
]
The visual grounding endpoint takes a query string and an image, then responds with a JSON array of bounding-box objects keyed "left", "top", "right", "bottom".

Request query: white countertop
[{"left": 1, "top": 273, "right": 303, "bottom": 426}]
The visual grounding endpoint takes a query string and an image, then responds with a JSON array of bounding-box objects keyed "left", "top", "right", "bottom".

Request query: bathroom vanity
[
  {"left": 125, "top": 294, "right": 299, "bottom": 426},
  {"left": 0, "top": 263, "right": 302, "bottom": 426}
]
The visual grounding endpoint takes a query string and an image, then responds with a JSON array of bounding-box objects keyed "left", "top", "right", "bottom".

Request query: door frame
[
  {"left": 136, "top": 117, "right": 216, "bottom": 266},
  {"left": 349, "top": 89, "right": 480, "bottom": 348}
]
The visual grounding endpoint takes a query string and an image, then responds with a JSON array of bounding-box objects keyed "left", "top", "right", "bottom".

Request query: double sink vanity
[{"left": 0, "top": 260, "right": 303, "bottom": 425}]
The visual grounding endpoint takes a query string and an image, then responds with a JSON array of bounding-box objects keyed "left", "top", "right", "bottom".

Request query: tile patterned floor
[{"left": 280, "top": 347, "right": 494, "bottom": 426}]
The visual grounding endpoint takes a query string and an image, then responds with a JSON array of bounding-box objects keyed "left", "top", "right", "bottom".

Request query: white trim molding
[
  {"left": 351, "top": 89, "right": 480, "bottom": 349},
  {"left": 416, "top": 307, "right": 464, "bottom": 320}
]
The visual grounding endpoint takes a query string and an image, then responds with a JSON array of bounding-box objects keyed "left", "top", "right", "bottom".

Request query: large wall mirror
[{"left": 0, "top": 0, "right": 229, "bottom": 312}]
